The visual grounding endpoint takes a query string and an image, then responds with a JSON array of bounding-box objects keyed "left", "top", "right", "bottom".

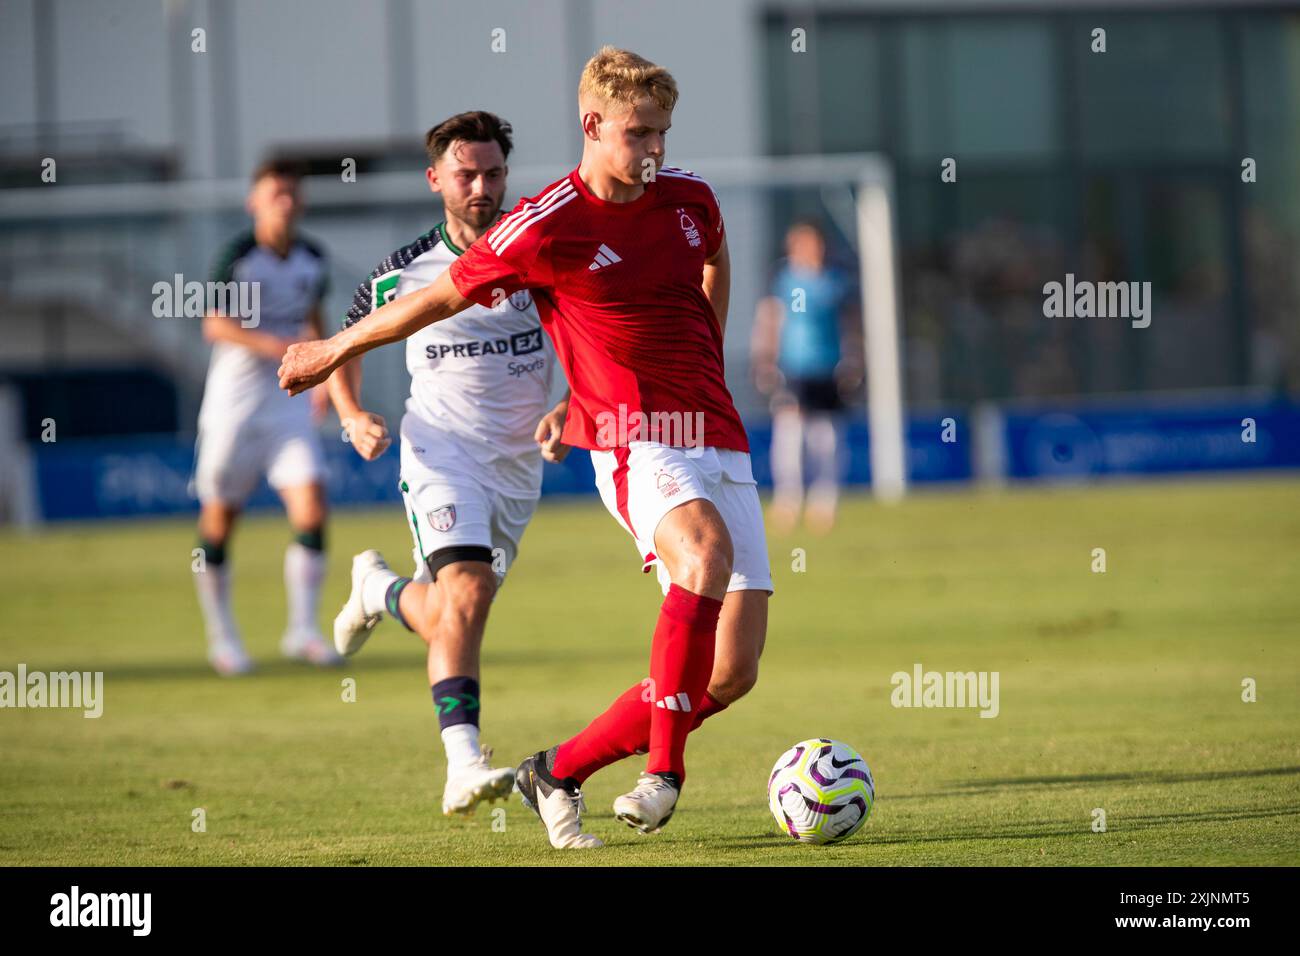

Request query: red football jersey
[{"left": 448, "top": 165, "right": 749, "bottom": 453}]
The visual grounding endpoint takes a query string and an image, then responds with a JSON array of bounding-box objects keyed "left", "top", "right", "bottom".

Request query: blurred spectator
[{"left": 751, "top": 219, "right": 861, "bottom": 534}]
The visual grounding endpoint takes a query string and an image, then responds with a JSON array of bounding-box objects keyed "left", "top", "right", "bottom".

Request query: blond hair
[{"left": 578, "top": 46, "right": 678, "bottom": 114}]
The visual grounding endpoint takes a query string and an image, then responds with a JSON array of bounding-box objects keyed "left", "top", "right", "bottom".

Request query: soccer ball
[{"left": 767, "top": 738, "right": 874, "bottom": 845}]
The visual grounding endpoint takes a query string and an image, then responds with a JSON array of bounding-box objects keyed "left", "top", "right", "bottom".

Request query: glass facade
[{"left": 764, "top": 8, "right": 1300, "bottom": 407}]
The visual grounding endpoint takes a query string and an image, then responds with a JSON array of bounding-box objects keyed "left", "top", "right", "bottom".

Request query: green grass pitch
[{"left": 1, "top": 477, "right": 1297, "bottom": 865}]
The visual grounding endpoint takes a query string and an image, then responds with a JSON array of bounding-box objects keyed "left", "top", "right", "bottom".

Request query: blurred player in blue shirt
[{"left": 751, "top": 219, "right": 862, "bottom": 533}]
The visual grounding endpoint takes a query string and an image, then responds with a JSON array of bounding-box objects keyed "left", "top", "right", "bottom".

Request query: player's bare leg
[
  {"left": 610, "top": 498, "right": 731, "bottom": 833},
  {"left": 194, "top": 500, "right": 253, "bottom": 676},
  {"left": 280, "top": 479, "right": 327, "bottom": 530},
  {"left": 337, "top": 553, "right": 513, "bottom": 814},
  {"left": 276, "top": 481, "right": 341, "bottom": 665},
  {"left": 198, "top": 499, "right": 239, "bottom": 544},
  {"left": 709, "top": 588, "right": 766, "bottom": 705},
  {"left": 415, "top": 561, "right": 516, "bottom": 814},
  {"left": 402, "top": 562, "right": 491, "bottom": 683}
]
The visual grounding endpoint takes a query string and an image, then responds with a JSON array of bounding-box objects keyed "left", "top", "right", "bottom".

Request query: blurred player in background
[
  {"left": 327, "top": 111, "right": 570, "bottom": 816},
  {"left": 278, "top": 48, "right": 773, "bottom": 849},
  {"left": 192, "top": 160, "right": 341, "bottom": 675},
  {"left": 751, "top": 219, "right": 862, "bottom": 534}
]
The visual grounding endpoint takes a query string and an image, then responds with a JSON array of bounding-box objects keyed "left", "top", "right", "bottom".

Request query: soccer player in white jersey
[
  {"left": 328, "top": 112, "right": 571, "bottom": 816},
  {"left": 193, "top": 160, "right": 342, "bottom": 676}
]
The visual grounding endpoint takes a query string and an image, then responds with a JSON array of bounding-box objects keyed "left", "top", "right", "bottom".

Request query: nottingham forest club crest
[
  {"left": 677, "top": 209, "right": 702, "bottom": 248},
  {"left": 655, "top": 469, "right": 682, "bottom": 499},
  {"left": 429, "top": 505, "right": 456, "bottom": 532}
]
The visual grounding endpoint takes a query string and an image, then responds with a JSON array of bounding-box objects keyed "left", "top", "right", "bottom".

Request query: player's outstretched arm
[
  {"left": 304, "top": 304, "right": 333, "bottom": 421},
  {"left": 278, "top": 270, "right": 472, "bottom": 395}
]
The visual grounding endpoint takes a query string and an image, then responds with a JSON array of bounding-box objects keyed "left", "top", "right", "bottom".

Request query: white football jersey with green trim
[
  {"left": 200, "top": 232, "right": 328, "bottom": 426},
  {"left": 344, "top": 223, "right": 555, "bottom": 498}
]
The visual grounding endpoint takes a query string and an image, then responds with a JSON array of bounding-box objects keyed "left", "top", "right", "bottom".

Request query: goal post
[
  {"left": 682, "top": 153, "right": 905, "bottom": 502},
  {"left": 855, "top": 159, "right": 907, "bottom": 502}
]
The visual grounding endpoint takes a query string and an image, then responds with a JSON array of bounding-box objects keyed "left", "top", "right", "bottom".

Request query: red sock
[
  {"left": 551, "top": 684, "right": 729, "bottom": 784},
  {"left": 646, "top": 584, "right": 722, "bottom": 782},
  {"left": 693, "top": 689, "right": 728, "bottom": 723},
  {"left": 551, "top": 682, "right": 649, "bottom": 782}
]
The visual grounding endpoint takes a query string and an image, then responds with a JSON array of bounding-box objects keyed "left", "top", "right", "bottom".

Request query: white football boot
[
  {"left": 333, "top": 550, "right": 389, "bottom": 656},
  {"left": 515, "top": 751, "right": 603, "bottom": 849},
  {"left": 208, "top": 639, "right": 254, "bottom": 677},
  {"left": 281, "top": 630, "right": 344, "bottom": 666},
  {"left": 441, "top": 748, "right": 517, "bottom": 816},
  {"left": 613, "top": 771, "right": 681, "bottom": 833}
]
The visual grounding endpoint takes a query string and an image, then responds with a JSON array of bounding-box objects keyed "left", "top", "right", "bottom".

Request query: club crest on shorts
[
  {"left": 655, "top": 469, "right": 682, "bottom": 499},
  {"left": 429, "top": 504, "right": 457, "bottom": 532},
  {"left": 509, "top": 289, "right": 533, "bottom": 312}
]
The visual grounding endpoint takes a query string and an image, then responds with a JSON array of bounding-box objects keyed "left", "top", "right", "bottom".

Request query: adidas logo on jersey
[
  {"left": 588, "top": 243, "right": 623, "bottom": 271},
  {"left": 655, "top": 692, "right": 692, "bottom": 712}
]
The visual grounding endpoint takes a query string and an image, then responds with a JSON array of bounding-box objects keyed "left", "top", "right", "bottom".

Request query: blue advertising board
[
  {"left": 1003, "top": 402, "right": 1300, "bottom": 480},
  {"left": 26, "top": 401, "right": 1295, "bottom": 522}
]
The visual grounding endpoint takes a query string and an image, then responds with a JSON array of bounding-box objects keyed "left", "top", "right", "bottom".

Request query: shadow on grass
[
  {"left": 860, "top": 803, "right": 1300, "bottom": 846},
  {"left": 889, "top": 765, "right": 1300, "bottom": 800},
  {"left": 703, "top": 802, "right": 1300, "bottom": 852},
  {"left": 8, "top": 645, "right": 634, "bottom": 682},
  {"left": 2, "top": 654, "right": 417, "bottom": 682}
]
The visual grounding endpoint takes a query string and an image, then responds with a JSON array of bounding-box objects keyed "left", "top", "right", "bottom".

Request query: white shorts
[
  {"left": 399, "top": 437, "right": 538, "bottom": 587},
  {"left": 194, "top": 413, "right": 326, "bottom": 505},
  {"left": 590, "top": 443, "right": 773, "bottom": 595}
]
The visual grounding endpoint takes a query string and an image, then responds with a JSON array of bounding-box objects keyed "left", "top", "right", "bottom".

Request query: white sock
[
  {"left": 361, "top": 565, "right": 401, "bottom": 618},
  {"left": 284, "top": 543, "right": 326, "bottom": 636},
  {"left": 442, "top": 723, "right": 482, "bottom": 772},
  {"left": 194, "top": 562, "right": 241, "bottom": 648}
]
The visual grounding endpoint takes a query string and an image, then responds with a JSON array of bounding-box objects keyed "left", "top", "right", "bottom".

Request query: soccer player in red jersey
[{"left": 278, "top": 47, "right": 772, "bottom": 848}]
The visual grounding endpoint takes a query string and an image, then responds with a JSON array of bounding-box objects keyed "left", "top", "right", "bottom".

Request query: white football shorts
[
  {"left": 193, "top": 411, "right": 326, "bottom": 505},
  {"left": 590, "top": 442, "right": 773, "bottom": 596},
  {"left": 399, "top": 426, "right": 538, "bottom": 587}
]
